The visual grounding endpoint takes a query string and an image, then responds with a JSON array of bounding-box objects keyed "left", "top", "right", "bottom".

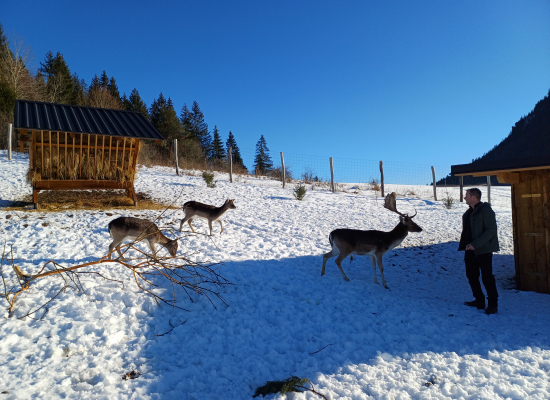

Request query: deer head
[{"left": 384, "top": 192, "right": 422, "bottom": 232}]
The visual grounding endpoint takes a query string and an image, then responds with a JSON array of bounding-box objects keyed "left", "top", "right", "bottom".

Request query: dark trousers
[{"left": 465, "top": 251, "right": 498, "bottom": 306}]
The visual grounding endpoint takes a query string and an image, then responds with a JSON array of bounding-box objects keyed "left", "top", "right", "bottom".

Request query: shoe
[
  {"left": 464, "top": 299, "right": 485, "bottom": 309},
  {"left": 485, "top": 306, "right": 498, "bottom": 315}
]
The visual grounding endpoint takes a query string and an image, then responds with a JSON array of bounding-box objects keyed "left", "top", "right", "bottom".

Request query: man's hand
[{"left": 466, "top": 244, "right": 476, "bottom": 251}]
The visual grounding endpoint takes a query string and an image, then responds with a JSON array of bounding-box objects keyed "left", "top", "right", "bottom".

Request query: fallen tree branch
[{"left": 1, "top": 239, "right": 232, "bottom": 318}]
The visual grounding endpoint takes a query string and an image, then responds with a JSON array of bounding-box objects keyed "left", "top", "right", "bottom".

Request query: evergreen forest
[{"left": 0, "top": 24, "right": 252, "bottom": 173}]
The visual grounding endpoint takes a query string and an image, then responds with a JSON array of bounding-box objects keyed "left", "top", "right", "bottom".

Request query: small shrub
[
  {"left": 441, "top": 191, "right": 455, "bottom": 209},
  {"left": 293, "top": 184, "right": 307, "bottom": 200},
  {"left": 270, "top": 165, "right": 293, "bottom": 182},
  {"left": 202, "top": 171, "right": 217, "bottom": 188},
  {"left": 301, "top": 167, "right": 320, "bottom": 184},
  {"left": 369, "top": 178, "right": 380, "bottom": 192}
]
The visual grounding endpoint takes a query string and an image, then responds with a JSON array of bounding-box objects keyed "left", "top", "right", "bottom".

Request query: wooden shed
[
  {"left": 452, "top": 156, "right": 550, "bottom": 294},
  {"left": 13, "top": 100, "right": 164, "bottom": 208}
]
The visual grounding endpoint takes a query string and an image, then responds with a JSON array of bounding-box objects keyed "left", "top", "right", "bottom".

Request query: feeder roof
[{"left": 13, "top": 100, "right": 164, "bottom": 141}]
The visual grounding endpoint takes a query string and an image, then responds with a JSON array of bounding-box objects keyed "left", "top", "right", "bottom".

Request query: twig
[
  {"left": 296, "top": 383, "right": 329, "bottom": 400},
  {"left": 309, "top": 344, "right": 333, "bottom": 355},
  {"left": 155, "top": 318, "right": 187, "bottom": 337}
]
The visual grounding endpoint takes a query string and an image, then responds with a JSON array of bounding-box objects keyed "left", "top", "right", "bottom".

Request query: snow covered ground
[{"left": 0, "top": 150, "right": 549, "bottom": 400}]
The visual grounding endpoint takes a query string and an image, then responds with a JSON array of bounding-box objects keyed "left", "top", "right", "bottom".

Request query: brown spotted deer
[
  {"left": 321, "top": 192, "right": 422, "bottom": 288},
  {"left": 108, "top": 217, "right": 178, "bottom": 260},
  {"left": 179, "top": 199, "right": 236, "bottom": 236}
]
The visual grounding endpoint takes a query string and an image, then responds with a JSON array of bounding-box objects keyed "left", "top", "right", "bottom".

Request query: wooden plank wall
[{"left": 513, "top": 170, "right": 550, "bottom": 294}]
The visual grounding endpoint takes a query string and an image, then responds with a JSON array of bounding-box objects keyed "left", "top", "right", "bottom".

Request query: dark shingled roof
[
  {"left": 451, "top": 156, "right": 550, "bottom": 176},
  {"left": 14, "top": 100, "right": 164, "bottom": 141}
]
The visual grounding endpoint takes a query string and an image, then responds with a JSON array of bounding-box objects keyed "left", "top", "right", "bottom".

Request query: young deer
[
  {"left": 321, "top": 192, "right": 422, "bottom": 288},
  {"left": 108, "top": 217, "right": 178, "bottom": 260},
  {"left": 179, "top": 199, "right": 236, "bottom": 236}
]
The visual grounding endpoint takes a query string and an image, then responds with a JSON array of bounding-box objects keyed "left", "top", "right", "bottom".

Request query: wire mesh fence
[
  {"left": 238, "top": 147, "right": 451, "bottom": 187},
  {"left": 232, "top": 147, "right": 509, "bottom": 204}
]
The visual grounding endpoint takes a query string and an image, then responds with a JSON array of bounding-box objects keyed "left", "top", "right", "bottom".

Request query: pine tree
[
  {"left": 107, "top": 77, "right": 121, "bottom": 103},
  {"left": 126, "top": 88, "right": 149, "bottom": 118},
  {"left": 211, "top": 126, "right": 226, "bottom": 160},
  {"left": 190, "top": 101, "right": 212, "bottom": 158},
  {"left": 39, "top": 51, "right": 75, "bottom": 104},
  {"left": 253, "top": 135, "right": 273, "bottom": 175},
  {"left": 180, "top": 103, "right": 193, "bottom": 138},
  {"left": 149, "top": 93, "right": 182, "bottom": 142},
  {"left": 71, "top": 73, "right": 87, "bottom": 106},
  {"left": 89, "top": 74, "right": 100, "bottom": 91},
  {"left": 100, "top": 70, "right": 109, "bottom": 88},
  {"left": 226, "top": 131, "right": 244, "bottom": 167}
]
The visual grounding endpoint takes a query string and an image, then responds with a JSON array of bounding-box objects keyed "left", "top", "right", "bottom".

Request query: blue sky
[{"left": 1, "top": 0, "right": 549, "bottom": 172}]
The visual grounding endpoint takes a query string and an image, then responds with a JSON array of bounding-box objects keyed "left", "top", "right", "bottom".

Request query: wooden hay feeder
[{"left": 13, "top": 100, "right": 165, "bottom": 209}]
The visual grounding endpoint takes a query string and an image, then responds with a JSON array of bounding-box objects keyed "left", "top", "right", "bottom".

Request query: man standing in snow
[{"left": 458, "top": 188, "right": 500, "bottom": 315}]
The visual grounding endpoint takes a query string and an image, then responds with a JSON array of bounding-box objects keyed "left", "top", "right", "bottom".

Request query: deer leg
[
  {"left": 187, "top": 218, "right": 196, "bottom": 233},
  {"left": 376, "top": 253, "right": 389, "bottom": 289},
  {"left": 109, "top": 240, "right": 127, "bottom": 261},
  {"left": 208, "top": 220, "right": 213, "bottom": 236},
  {"left": 179, "top": 214, "right": 193, "bottom": 232},
  {"left": 322, "top": 247, "right": 339, "bottom": 276},
  {"left": 146, "top": 239, "right": 158, "bottom": 259},
  {"left": 369, "top": 255, "right": 379, "bottom": 285},
  {"left": 334, "top": 253, "right": 351, "bottom": 282},
  {"left": 217, "top": 220, "right": 223, "bottom": 234}
]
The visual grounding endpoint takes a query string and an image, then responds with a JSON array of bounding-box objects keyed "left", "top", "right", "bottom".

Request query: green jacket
[{"left": 458, "top": 202, "right": 500, "bottom": 254}]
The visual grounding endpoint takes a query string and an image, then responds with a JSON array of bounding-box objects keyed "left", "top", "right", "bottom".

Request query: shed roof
[
  {"left": 14, "top": 100, "right": 164, "bottom": 141},
  {"left": 451, "top": 155, "right": 550, "bottom": 176}
]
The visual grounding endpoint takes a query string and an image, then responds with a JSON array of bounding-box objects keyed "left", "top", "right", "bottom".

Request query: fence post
[
  {"left": 379, "top": 160, "right": 384, "bottom": 198},
  {"left": 431, "top": 166, "right": 437, "bottom": 201},
  {"left": 329, "top": 157, "right": 335, "bottom": 192},
  {"left": 459, "top": 176, "right": 463, "bottom": 202},
  {"left": 8, "top": 123, "right": 12, "bottom": 160},
  {"left": 487, "top": 175, "right": 491, "bottom": 205},
  {"left": 280, "top": 152, "right": 286, "bottom": 188},
  {"left": 173, "top": 139, "right": 179, "bottom": 176},
  {"left": 229, "top": 146, "right": 233, "bottom": 183}
]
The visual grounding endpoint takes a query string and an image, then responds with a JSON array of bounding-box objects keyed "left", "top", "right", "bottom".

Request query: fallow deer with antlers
[{"left": 321, "top": 192, "right": 422, "bottom": 288}]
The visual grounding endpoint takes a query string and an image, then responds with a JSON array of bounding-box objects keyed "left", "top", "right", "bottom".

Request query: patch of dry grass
[{"left": 5, "top": 190, "right": 177, "bottom": 212}]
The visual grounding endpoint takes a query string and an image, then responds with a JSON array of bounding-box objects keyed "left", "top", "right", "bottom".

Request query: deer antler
[{"left": 384, "top": 192, "right": 416, "bottom": 218}]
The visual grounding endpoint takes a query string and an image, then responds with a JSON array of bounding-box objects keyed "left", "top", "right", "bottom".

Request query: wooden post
[
  {"left": 487, "top": 175, "right": 491, "bottom": 205},
  {"left": 174, "top": 139, "right": 179, "bottom": 176},
  {"left": 64, "top": 132, "right": 68, "bottom": 178},
  {"left": 379, "top": 160, "right": 384, "bottom": 198},
  {"left": 330, "top": 157, "right": 335, "bottom": 192},
  {"left": 41, "top": 131, "right": 44, "bottom": 177},
  {"left": 459, "top": 176, "right": 464, "bottom": 202},
  {"left": 95, "top": 134, "right": 99, "bottom": 179},
  {"left": 49, "top": 131, "right": 52, "bottom": 178},
  {"left": 280, "top": 152, "right": 286, "bottom": 188},
  {"left": 229, "top": 146, "right": 233, "bottom": 183},
  {"left": 7, "top": 123, "right": 12, "bottom": 160},
  {"left": 431, "top": 166, "right": 437, "bottom": 201}
]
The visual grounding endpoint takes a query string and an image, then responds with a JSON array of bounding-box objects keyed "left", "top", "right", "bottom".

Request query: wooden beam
[
  {"left": 101, "top": 135, "right": 105, "bottom": 177},
  {"left": 79, "top": 133, "right": 83, "bottom": 178},
  {"left": 496, "top": 172, "right": 520, "bottom": 184},
  {"left": 35, "top": 180, "right": 133, "bottom": 191},
  {"left": 455, "top": 165, "right": 550, "bottom": 177},
  {"left": 87, "top": 134, "right": 91, "bottom": 179},
  {"left": 49, "top": 131, "right": 52, "bottom": 178},
  {"left": 56, "top": 132, "right": 60, "bottom": 179},
  {"left": 95, "top": 134, "right": 98, "bottom": 179},
  {"left": 41, "top": 131, "right": 44, "bottom": 176},
  {"left": 64, "top": 132, "right": 68, "bottom": 179}
]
